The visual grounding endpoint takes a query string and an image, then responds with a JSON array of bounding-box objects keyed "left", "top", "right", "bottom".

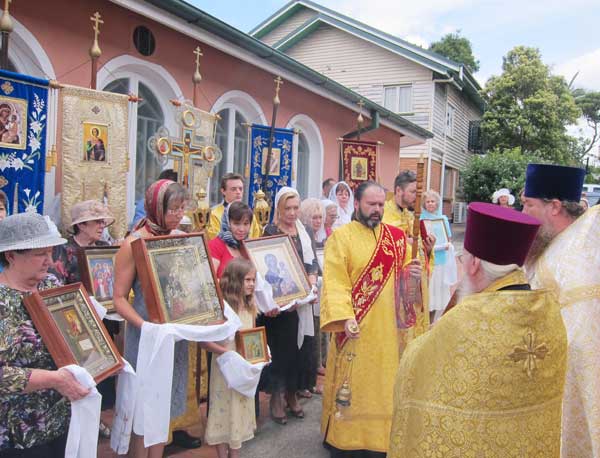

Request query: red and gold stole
[{"left": 336, "top": 223, "right": 411, "bottom": 349}]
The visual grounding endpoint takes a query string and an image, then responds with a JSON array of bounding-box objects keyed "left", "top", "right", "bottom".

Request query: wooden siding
[
  {"left": 259, "top": 7, "right": 318, "bottom": 47},
  {"left": 285, "top": 23, "right": 433, "bottom": 129}
]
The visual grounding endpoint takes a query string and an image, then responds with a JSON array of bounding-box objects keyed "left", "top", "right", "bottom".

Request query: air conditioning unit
[{"left": 453, "top": 202, "right": 467, "bottom": 224}]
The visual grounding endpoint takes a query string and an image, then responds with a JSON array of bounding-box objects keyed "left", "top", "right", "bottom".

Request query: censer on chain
[{"left": 334, "top": 327, "right": 358, "bottom": 420}]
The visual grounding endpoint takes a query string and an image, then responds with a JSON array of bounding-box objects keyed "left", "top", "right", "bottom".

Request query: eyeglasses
[{"left": 167, "top": 206, "right": 186, "bottom": 215}]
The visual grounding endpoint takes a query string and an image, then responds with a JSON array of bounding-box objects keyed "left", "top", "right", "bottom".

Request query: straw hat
[
  {"left": 491, "top": 188, "right": 515, "bottom": 206},
  {"left": 70, "top": 200, "right": 115, "bottom": 227},
  {"left": 0, "top": 213, "right": 66, "bottom": 252}
]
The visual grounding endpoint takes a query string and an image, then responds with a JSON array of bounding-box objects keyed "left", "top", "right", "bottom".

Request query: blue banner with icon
[
  {"left": 248, "top": 124, "right": 294, "bottom": 215},
  {"left": 0, "top": 69, "right": 49, "bottom": 215}
]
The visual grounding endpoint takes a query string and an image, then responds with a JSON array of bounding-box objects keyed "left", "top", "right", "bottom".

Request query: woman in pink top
[{"left": 208, "top": 201, "right": 256, "bottom": 278}]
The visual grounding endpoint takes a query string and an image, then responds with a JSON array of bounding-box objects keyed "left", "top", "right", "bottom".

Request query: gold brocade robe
[
  {"left": 527, "top": 205, "right": 600, "bottom": 458},
  {"left": 321, "top": 221, "right": 410, "bottom": 453},
  {"left": 388, "top": 270, "right": 567, "bottom": 458},
  {"left": 205, "top": 202, "right": 263, "bottom": 240},
  {"left": 382, "top": 200, "right": 430, "bottom": 353}
]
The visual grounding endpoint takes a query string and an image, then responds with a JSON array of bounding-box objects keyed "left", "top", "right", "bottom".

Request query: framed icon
[
  {"left": 242, "top": 235, "right": 311, "bottom": 307},
  {"left": 82, "top": 122, "right": 108, "bottom": 162},
  {"left": 235, "top": 326, "right": 269, "bottom": 364},
  {"left": 421, "top": 218, "right": 450, "bottom": 249},
  {"left": 77, "top": 246, "right": 119, "bottom": 313},
  {"left": 131, "top": 233, "right": 225, "bottom": 325},
  {"left": 23, "top": 283, "right": 123, "bottom": 383}
]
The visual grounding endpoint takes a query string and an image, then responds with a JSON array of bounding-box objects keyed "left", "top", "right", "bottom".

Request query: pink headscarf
[{"left": 134, "top": 179, "right": 174, "bottom": 236}]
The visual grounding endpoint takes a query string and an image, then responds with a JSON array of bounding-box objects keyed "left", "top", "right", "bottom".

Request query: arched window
[
  {"left": 209, "top": 107, "right": 249, "bottom": 203},
  {"left": 296, "top": 133, "right": 310, "bottom": 198},
  {"left": 104, "top": 78, "right": 164, "bottom": 201},
  {"left": 287, "top": 114, "right": 324, "bottom": 198}
]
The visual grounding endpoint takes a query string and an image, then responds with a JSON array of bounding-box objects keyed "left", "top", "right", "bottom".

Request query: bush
[{"left": 461, "top": 148, "right": 545, "bottom": 204}]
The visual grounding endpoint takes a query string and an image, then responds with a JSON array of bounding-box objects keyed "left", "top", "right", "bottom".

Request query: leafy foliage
[
  {"left": 572, "top": 88, "right": 600, "bottom": 156},
  {"left": 480, "top": 47, "right": 580, "bottom": 164},
  {"left": 429, "top": 30, "right": 480, "bottom": 73},
  {"left": 461, "top": 148, "right": 545, "bottom": 203}
]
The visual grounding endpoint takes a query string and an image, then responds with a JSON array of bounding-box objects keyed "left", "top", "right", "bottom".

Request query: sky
[
  {"left": 186, "top": 0, "right": 600, "bottom": 90},
  {"left": 186, "top": 0, "right": 600, "bottom": 143}
]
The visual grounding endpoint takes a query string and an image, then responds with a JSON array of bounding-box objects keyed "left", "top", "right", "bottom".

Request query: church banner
[
  {"left": 0, "top": 69, "right": 49, "bottom": 214},
  {"left": 60, "top": 85, "right": 129, "bottom": 238},
  {"left": 247, "top": 124, "right": 294, "bottom": 210},
  {"left": 340, "top": 139, "right": 378, "bottom": 192}
]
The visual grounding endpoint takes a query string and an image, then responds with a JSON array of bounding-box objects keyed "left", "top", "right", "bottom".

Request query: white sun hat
[
  {"left": 492, "top": 188, "right": 515, "bottom": 206},
  {"left": 0, "top": 213, "right": 67, "bottom": 252}
]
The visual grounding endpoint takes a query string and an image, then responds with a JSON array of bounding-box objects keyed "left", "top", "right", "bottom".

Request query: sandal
[
  {"left": 99, "top": 421, "right": 111, "bottom": 439},
  {"left": 270, "top": 411, "right": 288, "bottom": 425},
  {"left": 288, "top": 408, "right": 305, "bottom": 419},
  {"left": 297, "top": 389, "right": 312, "bottom": 399}
]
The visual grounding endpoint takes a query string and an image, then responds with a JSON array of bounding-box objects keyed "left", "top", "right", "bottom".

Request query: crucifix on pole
[
  {"left": 192, "top": 46, "right": 203, "bottom": 106},
  {"left": 0, "top": 0, "right": 13, "bottom": 70},
  {"left": 89, "top": 11, "right": 104, "bottom": 90}
]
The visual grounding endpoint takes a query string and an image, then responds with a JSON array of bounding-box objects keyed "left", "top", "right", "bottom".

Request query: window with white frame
[
  {"left": 209, "top": 107, "right": 249, "bottom": 204},
  {"left": 104, "top": 78, "right": 164, "bottom": 201},
  {"left": 383, "top": 84, "right": 413, "bottom": 113},
  {"left": 296, "top": 133, "right": 310, "bottom": 199},
  {"left": 446, "top": 103, "right": 456, "bottom": 138}
]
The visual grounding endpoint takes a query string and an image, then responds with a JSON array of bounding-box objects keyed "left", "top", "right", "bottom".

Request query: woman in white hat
[
  {"left": 0, "top": 213, "right": 90, "bottom": 456},
  {"left": 492, "top": 188, "right": 515, "bottom": 208},
  {"left": 50, "top": 200, "right": 114, "bottom": 286}
]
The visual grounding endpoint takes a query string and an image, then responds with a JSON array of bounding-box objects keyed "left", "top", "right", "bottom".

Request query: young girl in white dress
[{"left": 204, "top": 258, "right": 258, "bottom": 458}]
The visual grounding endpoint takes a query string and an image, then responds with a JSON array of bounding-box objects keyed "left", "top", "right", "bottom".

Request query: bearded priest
[
  {"left": 321, "top": 181, "right": 422, "bottom": 457},
  {"left": 388, "top": 202, "right": 567, "bottom": 458},
  {"left": 522, "top": 163, "right": 600, "bottom": 458}
]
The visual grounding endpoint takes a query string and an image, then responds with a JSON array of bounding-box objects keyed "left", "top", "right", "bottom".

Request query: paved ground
[{"left": 98, "top": 385, "right": 328, "bottom": 458}]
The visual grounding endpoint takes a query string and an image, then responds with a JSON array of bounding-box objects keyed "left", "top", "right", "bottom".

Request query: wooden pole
[
  {"left": 411, "top": 155, "right": 425, "bottom": 259},
  {"left": 192, "top": 46, "right": 202, "bottom": 107},
  {"left": 89, "top": 12, "right": 103, "bottom": 90},
  {"left": 263, "top": 76, "right": 283, "bottom": 204}
]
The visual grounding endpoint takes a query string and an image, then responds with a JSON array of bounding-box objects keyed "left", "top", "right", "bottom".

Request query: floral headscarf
[
  {"left": 134, "top": 179, "right": 174, "bottom": 236},
  {"left": 218, "top": 204, "right": 241, "bottom": 248}
]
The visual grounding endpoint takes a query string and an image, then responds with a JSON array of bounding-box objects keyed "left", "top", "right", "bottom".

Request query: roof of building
[
  {"left": 250, "top": 0, "right": 484, "bottom": 110},
  {"left": 133, "top": 0, "right": 433, "bottom": 140}
]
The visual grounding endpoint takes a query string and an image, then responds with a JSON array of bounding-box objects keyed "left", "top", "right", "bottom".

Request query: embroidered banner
[
  {"left": 247, "top": 124, "right": 293, "bottom": 212},
  {"left": 340, "top": 139, "right": 378, "bottom": 192},
  {"left": 60, "top": 86, "right": 129, "bottom": 238},
  {"left": 0, "top": 70, "right": 49, "bottom": 214}
]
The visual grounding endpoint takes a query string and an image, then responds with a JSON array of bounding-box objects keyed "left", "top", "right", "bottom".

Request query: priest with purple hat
[
  {"left": 522, "top": 163, "right": 600, "bottom": 458},
  {"left": 388, "top": 202, "right": 567, "bottom": 458}
]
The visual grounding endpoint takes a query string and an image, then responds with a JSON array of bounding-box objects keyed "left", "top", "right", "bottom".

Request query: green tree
[
  {"left": 461, "top": 148, "right": 544, "bottom": 204},
  {"left": 429, "top": 30, "right": 480, "bottom": 73},
  {"left": 480, "top": 46, "right": 580, "bottom": 164},
  {"left": 572, "top": 88, "right": 600, "bottom": 156}
]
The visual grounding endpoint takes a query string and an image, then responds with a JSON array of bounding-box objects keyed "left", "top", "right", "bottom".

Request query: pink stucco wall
[{"left": 13, "top": 0, "right": 407, "bottom": 192}]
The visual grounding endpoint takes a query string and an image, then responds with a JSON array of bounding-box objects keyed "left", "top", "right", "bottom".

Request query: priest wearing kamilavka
[
  {"left": 388, "top": 202, "right": 568, "bottom": 458},
  {"left": 320, "top": 181, "right": 422, "bottom": 457},
  {"left": 521, "top": 163, "right": 600, "bottom": 458},
  {"left": 206, "top": 172, "right": 262, "bottom": 240}
]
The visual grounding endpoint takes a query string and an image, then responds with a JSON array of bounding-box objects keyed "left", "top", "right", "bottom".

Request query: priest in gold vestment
[
  {"left": 388, "top": 202, "right": 567, "bottom": 458},
  {"left": 382, "top": 171, "right": 434, "bottom": 351},
  {"left": 321, "top": 181, "right": 421, "bottom": 457},
  {"left": 522, "top": 163, "right": 600, "bottom": 458}
]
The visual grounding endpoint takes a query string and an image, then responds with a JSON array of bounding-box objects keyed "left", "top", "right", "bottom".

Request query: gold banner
[{"left": 60, "top": 85, "right": 129, "bottom": 239}]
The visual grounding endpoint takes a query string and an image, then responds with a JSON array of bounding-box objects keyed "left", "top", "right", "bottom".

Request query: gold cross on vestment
[
  {"left": 90, "top": 12, "right": 103, "bottom": 38},
  {"left": 508, "top": 330, "right": 548, "bottom": 379}
]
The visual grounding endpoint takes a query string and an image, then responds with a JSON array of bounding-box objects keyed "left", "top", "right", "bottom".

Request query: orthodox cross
[
  {"left": 0, "top": 0, "right": 13, "bottom": 70},
  {"left": 192, "top": 46, "right": 203, "bottom": 106},
  {"left": 151, "top": 108, "right": 211, "bottom": 186},
  {"left": 508, "top": 330, "right": 548, "bottom": 379},
  {"left": 89, "top": 11, "right": 104, "bottom": 89}
]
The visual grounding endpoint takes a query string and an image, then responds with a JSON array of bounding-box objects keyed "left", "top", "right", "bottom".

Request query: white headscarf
[
  {"left": 328, "top": 181, "right": 354, "bottom": 229},
  {"left": 274, "top": 187, "right": 315, "bottom": 266}
]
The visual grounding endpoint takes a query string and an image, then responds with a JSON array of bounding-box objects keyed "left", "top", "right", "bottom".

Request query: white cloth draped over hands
[
  {"left": 109, "top": 360, "right": 136, "bottom": 455},
  {"left": 254, "top": 271, "right": 318, "bottom": 348},
  {"left": 216, "top": 351, "right": 268, "bottom": 398},
  {"left": 133, "top": 302, "right": 242, "bottom": 447},
  {"left": 63, "top": 365, "right": 102, "bottom": 458}
]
